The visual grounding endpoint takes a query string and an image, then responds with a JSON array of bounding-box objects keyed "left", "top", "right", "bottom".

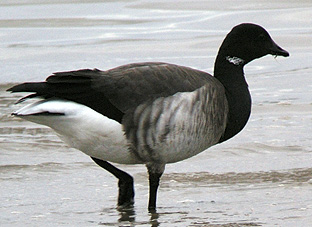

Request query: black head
[{"left": 218, "top": 23, "right": 289, "bottom": 64}]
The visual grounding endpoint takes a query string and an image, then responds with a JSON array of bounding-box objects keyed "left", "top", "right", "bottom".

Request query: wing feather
[{"left": 8, "top": 62, "right": 221, "bottom": 123}]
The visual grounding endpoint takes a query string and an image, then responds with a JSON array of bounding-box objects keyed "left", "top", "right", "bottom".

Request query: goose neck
[{"left": 213, "top": 55, "right": 247, "bottom": 89}]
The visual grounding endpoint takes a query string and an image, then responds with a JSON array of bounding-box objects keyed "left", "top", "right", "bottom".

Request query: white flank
[{"left": 14, "top": 99, "right": 140, "bottom": 164}]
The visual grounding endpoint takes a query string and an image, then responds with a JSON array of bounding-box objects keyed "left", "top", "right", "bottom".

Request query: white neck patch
[{"left": 226, "top": 56, "right": 245, "bottom": 66}]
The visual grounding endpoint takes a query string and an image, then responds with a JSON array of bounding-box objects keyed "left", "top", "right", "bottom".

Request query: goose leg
[
  {"left": 146, "top": 163, "right": 165, "bottom": 212},
  {"left": 91, "top": 157, "right": 134, "bottom": 208}
]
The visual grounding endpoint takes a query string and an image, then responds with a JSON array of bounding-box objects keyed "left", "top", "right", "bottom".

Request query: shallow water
[{"left": 1, "top": 0, "right": 312, "bottom": 226}]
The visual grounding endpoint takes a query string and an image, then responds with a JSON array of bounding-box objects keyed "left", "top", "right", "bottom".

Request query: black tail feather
[
  {"left": 16, "top": 94, "right": 39, "bottom": 104},
  {"left": 7, "top": 82, "right": 46, "bottom": 93},
  {"left": 7, "top": 68, "right": 124, "bottom": 123}
]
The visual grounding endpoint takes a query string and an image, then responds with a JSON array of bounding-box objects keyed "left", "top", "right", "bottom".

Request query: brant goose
[{"left": 7, "top": 23, "right": 289, "bottom": 211}]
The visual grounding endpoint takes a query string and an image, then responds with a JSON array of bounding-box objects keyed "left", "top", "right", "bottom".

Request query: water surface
[{"left": 1, "top": 0, "right": 312, "bottom": 226}]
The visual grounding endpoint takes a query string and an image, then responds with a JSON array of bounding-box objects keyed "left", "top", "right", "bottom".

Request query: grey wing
[
  {"left": 8, "top": 62, "right": 220, "bottom": 124},
  {"left": 93, "top": 62, "right": 218, "bottom": 113}
]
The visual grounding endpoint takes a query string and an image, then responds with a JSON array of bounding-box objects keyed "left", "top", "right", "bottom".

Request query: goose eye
[{"left": 258, "top": 33, "right": 266, "bottom": 41}]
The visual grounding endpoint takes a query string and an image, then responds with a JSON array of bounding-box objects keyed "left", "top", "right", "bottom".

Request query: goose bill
[{"left": 269, "top": 41, "right": 289, "bottom": 57}]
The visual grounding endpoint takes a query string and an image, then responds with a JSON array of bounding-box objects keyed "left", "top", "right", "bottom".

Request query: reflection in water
[
  {"left": 117, "top": 206, "right": 160, "bottom": 227},
  {"left": 149, "top": 211, "right": 160, "bottom": 227},
  {"left": 118, "top": 205, "right": 136, "bottom": 223}
]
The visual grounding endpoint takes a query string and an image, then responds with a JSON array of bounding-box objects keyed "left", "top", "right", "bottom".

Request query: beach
[{"left": 1, "top": 1, "right": 312, "bottom": 226}]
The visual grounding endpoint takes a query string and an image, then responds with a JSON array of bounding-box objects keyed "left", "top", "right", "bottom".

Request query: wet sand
[{"left": 1, "top": 0, "right": 312, "bottom": 226}]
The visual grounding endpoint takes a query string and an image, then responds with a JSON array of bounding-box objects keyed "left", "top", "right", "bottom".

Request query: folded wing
[{"left": 8, "top": 62, "right": 220, "bottom": 123}]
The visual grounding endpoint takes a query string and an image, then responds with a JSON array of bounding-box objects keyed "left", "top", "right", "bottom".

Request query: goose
[{"left": 7, "top": 23, "right": 289, "bottom": 211}]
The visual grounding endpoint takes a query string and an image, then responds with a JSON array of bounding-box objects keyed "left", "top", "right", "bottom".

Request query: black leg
[
  {"left": 146, "top": 163, "right": 165, "bottom": 212},
  {"left": 91, "top": 157, "right": 135, "bottom": 208}
]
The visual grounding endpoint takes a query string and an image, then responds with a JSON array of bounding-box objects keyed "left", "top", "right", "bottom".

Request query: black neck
[
  {"left": 214, "top": 55, "right": 252, "bottom": 143},
  {"left": 214, "top": 54, "right": 246, "bottom": 86}
]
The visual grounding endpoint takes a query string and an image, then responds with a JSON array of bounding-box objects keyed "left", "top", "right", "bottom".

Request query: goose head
[{"left": 217, "top": 23, "right": 289, "bottom": 65}]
